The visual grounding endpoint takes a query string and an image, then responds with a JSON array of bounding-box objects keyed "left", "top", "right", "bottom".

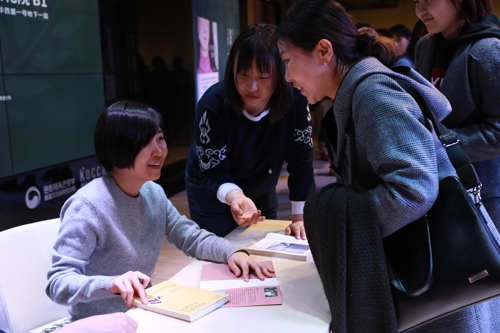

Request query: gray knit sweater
[{"left": 46, "top": 173, "right": 242, "bottom": 321}]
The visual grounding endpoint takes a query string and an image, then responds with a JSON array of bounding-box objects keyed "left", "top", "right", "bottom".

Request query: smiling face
[
  {"left": 234, "top": 58, "right": 276, "bottom": 115},
  {"left": 278, "top": 41, "right": 329, "bottom": 105},
  {"left": 415, "top": 0, "right": 461, "bottom": 39},
  {"left": 132, "top": 130, "right": 168, "bottom": 182},
  {"left": 112, "top": 129, "right": 168, "bottom": 196}
]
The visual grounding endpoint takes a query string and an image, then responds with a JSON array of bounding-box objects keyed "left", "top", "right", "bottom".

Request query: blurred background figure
[
  {"left": 149, "top": 56, "right": 173, "bottom": 134},
  {"left": 375, "top": 28, "right": 391, "bottom": 38},
  {"left": 388, "top": 24, "right": 414, "bottom": 68},
  {"left": 171, "top": 56, "right": 195, "bottom": 139}
]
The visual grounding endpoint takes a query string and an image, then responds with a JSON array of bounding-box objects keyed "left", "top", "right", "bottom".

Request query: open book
[
  {"left": 200, "top": 260, "right": 282, "bottom": 307},
  {"left": 247, "top": 232, "right": 312, "bottom": 261},
  {"left": 133, "top": 281, "right": 229, "bottom": 322}
]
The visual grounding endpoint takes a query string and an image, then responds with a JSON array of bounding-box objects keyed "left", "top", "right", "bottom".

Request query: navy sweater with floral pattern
[{"left": 186, "top": 81, "right": 315, "bottom": 204}]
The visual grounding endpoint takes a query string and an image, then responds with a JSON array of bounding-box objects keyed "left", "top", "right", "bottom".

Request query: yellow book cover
[{"left": 133, "top": 281, "right": 229, "bottom": 322}]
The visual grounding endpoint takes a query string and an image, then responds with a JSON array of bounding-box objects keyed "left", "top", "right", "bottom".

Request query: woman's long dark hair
[
  {"left": 275, "top": 0, "right": 395, "bottom": 68},
  {"left": 451, "top": 0, "right": 492, "bottom": 31}
]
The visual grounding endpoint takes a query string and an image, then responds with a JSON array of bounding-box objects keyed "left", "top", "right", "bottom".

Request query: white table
[{"left": 127, "top": 220, "right": 330, "bottom": 333}]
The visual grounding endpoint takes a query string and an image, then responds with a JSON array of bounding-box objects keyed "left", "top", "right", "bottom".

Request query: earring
[{"left": 323, "top": 61, "right": 329, "bottom": 66}]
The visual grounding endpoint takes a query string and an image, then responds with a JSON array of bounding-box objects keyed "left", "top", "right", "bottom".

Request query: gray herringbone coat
[
  {"left": 329, "top": 57, "right": 498, "bottom": 332},
  {"left": 330, "top": 57, "right": 455, "bottom": 237}
]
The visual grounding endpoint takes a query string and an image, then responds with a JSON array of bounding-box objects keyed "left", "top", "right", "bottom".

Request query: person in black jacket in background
[{"left": 185, "top": 23, "right": 315, "bottom": 239}]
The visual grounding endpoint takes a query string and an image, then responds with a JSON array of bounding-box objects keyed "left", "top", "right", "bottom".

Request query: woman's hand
[
  {"left": 228, "top": 251, "right": 274, "bottom": 282},
  {"left": 285, "top": 215, "right": 307, "bottom": 240},
  {"left": 226, "top": 190, "right": 265, "bottom": 227},
  {"left": 109, "top": 271, "right": 150, "bottom": 308}
]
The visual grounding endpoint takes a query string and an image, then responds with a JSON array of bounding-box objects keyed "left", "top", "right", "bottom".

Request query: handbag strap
[
  {"left": 342, "top": 67, "right": 483, "bottom": 296},
  {"left": 391, "top": 67, "right": 483, "bottom": 202}
]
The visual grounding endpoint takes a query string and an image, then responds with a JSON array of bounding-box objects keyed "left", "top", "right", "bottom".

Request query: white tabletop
[{"left": 126, "top": 220, "right": 330, "bottom": 333}]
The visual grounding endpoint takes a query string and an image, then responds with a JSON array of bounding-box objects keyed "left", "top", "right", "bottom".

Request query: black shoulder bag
[{"left": 380, "top": 72, "right": 500, "bottom": 332}]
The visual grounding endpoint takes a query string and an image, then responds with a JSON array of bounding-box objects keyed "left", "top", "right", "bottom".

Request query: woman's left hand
[
  {"left": 285, "top": 220, "right": 307, "bottom": 240},
  {"left": 227, "top": 251, "right": 274, "bottom": 282}
]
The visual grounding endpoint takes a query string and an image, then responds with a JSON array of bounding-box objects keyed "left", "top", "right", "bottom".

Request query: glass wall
[{"left": 0, "top": 0, "right": 105, "bottom": 178}]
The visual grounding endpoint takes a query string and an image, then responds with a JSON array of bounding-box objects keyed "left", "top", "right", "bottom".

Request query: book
[
  {"left": 246, "top": 232, "right": 312, "bottom": 261},
  {"left": 29, "top": 317, "right": 70, "bottom": 333},
  {"left": 132, "top": 280, "right": 229, "bottom": 322},
  {"left": 199, "top": 260, "right": 282, "bottom": 307}
]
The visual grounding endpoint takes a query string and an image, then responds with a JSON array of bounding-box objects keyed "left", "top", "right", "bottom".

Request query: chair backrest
[{"left": 0, "top": 218, "right": 68, "bottom": 333}]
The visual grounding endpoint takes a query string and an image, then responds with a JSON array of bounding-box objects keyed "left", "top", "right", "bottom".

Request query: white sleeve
[
  {"left": 217, "top": 183, "right": 243, "bottom": 204},
  {"left": 291, "top": 201, "right": 305, "bottom": 215}
]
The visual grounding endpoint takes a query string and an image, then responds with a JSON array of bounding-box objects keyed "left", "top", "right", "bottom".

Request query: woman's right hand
[
  {"left": 109, "top": 271, "right": 150, "bottom": 308},
  {"left": 226, "top": 190, "right": 265, "bottom": 227}
]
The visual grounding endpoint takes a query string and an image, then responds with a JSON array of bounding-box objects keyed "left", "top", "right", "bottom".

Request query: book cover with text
[
  {"left": 133, "top": 280, "right": 229, "bottom": 322},
  {"left": 200, "top": 260, "right": 282, "bottom": 307}
]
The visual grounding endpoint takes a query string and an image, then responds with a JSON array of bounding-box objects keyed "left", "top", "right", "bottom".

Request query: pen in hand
[{"left": 110, "top": 271, "right": 151, "bottom": 307}]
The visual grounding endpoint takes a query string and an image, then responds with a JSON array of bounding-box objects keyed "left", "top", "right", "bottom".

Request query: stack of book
[{"left": 133, "top": 281, "right": 229, "bottom": 322}]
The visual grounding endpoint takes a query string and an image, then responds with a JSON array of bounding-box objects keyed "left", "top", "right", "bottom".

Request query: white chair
[{"left": 0, "top": 218, "right": 68, "bottom": 333}]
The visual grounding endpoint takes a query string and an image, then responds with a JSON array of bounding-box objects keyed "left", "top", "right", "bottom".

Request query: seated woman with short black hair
[{"left": 46, "top": 101, "right": 273, "bottom": 322}]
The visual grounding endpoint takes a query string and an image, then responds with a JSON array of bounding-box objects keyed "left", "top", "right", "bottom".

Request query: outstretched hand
[
  {"left": 226, "top": 191, "right": 265, "bottom": 227},
  {"left": 109, "top": 271, "right": 150, "bottom": 308},
  {"left": 228, "top": 251, "right": 274, "bottom": 282}
]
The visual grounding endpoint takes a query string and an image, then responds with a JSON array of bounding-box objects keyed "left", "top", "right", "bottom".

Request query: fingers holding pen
[{"left": 109, "top": 271, "right": 151, "bottom": 308}]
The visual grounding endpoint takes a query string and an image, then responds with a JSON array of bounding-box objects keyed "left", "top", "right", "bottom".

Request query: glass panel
[
  {"left": 6, "top": 74, "right": 104, "bottom": 174},
  {"left": 1, "top": 1, "right": 102, "bottom": 75},
  {"left": 0, "top": 79, "right": 12, "bottom": 178}
]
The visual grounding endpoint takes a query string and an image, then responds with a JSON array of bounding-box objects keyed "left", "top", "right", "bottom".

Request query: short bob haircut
[
  {"left": 94, "top": 101, "right": 163, "bottom": 172},
  {"left": 224, "top": 23, "right": 293, "bottom": 122},
  {"left": 449, "top": 0, "right": 492, "bottom": 30}
]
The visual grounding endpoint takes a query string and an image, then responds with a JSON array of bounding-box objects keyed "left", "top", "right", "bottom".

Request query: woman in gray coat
[
  {"left": 276, "top": 0, "right": 498, "bottom": 331},
  {"left": 415, "top": 0, "right": 500, "bottom": 228},
  {"left": 415, "top": 0, "right": 500, "bottom": 330}
]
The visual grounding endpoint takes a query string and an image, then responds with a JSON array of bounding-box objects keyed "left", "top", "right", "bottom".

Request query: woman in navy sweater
[{"left": 185, "top": 23, "right": 315, "bottom": 238}]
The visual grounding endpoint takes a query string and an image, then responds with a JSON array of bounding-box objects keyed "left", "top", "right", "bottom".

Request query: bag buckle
[
  {"left": 439, "top": 132, "right": 459, "bottom": 147},
  {"left": 470, "top": 185, "right": 483, "bottom": 206}
]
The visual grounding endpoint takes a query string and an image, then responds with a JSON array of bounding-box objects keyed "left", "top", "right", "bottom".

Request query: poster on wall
[
  {"left": 192, "top": 0, "right": 239, "bottom": 102},
  {"left": 195, "top": 16, "right": 219, "bottom": 101}
]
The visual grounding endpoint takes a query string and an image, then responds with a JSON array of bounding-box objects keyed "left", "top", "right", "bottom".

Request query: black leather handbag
[{"left": 383, "top": 78, "right": 500, "bottom": 332}]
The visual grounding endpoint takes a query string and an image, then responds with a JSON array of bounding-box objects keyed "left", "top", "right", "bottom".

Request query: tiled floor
[{"left": 151, "top": 153, "right": 334, "bottom": 284}]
